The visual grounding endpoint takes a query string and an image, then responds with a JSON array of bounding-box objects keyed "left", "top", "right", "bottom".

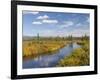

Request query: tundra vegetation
[
  {"left": 23, "top": 36, "right": 69, "bottom": 58},
  {"left": 23, "top": 34, "right": 90, "bottom": 66},
  {"left": 57, "top": 35, "right": 90, "bottom": 66}
]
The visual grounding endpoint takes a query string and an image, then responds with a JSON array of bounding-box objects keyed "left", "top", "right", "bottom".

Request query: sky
[{"left": 22, "top": 11, "right": 90, "bottom": 37}]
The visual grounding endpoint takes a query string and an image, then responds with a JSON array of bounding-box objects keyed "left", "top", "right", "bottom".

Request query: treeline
[{"left": 23, "top": 34, "right": 89, "bottom": 41}]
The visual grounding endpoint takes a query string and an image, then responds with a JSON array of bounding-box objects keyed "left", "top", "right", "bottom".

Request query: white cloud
[
  {"left": 33, "top": 14, "right": 58, "bottom": 24},
  {"left": 42, "top": 19, "right": 58, "bottom": 24},
  {"left": 23, "top": 11, "right": 39, "bottom": 15},
  {"left": 32, "top": 19, "right": 58, "bottom": 25},
  {"left": 64, "top": 21, "right": 74, "bottom": 26},
  {"left": 75, "top": 22, "right": 89, "bottom": 29},
  {"left": 32, "top": 21, "right": 42, "bottom": 25},
  {"left": 60, "top": 21, "right": 74, "bottom": 28},
  {"left": 76, "top": 23, "right": 82, "bottom": 27},
  {"left": 37, "top": 15, "right": 49, "bottom": 19},
  {"left": 69, "top": 29, "right": 90, "bottom": 37}
]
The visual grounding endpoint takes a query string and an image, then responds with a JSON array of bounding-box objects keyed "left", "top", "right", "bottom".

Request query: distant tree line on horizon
[{"left": 23, "top": 34, "right": 89, "bottom": 41}]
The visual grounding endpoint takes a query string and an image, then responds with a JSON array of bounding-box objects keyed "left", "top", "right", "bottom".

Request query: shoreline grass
[
  {"left": 57, "top": 40, "right": 90, "bottom": 66},
  {"left": 23, "top": 40, "right": 68, "bottom": 59}
]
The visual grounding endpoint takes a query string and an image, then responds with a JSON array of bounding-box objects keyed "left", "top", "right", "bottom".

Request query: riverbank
[
  {"left": 23, "top": 40, "right": 68, "bottom": 58},
  {"left": 23, "top": 42, "right": 80, "bottom": 68},
  {"left": 57, "top": 40, "right": 89, "bottom": 66}
]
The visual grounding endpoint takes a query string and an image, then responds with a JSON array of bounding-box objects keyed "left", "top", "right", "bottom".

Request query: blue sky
[{"left": 22, "top": 11, "right": 90, "bottom": 37}]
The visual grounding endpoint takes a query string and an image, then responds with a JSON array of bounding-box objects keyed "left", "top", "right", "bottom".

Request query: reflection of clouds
[
  {"left": 73, "top": 43, "right": 80, "bottom": 49},
  {"left": 34, "top": 56, "right": 42, "bottom": 61},
  {"left": 28, "top": 44, "right": 81, "bottom": 68},
  {"left": 40, "top": 57, "right": 50, "bottom": 67},
  {"left": 38, "top": 56, "right": 59, "bottom": 67},
  {"left": 34, "top": 57, "right": 38, "bottom": 61},
  {"left": 42, "top": 61, "right": 49, "bottom": 66}
]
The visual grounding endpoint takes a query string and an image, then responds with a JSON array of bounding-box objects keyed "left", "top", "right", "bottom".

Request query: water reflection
[{"left": 23, "top": 43, "right": 80, "bottom": 68}]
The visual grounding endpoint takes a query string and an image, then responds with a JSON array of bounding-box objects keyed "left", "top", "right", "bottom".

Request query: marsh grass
[
  {"left": 57, "top": 40, "right": 90, "bottom": 66},
  {"left": 23, "top": 40, "right": 68, "bottom": 58}
]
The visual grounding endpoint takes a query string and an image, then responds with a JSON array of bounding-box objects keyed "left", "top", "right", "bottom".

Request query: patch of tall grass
[{"left": 23, "top": 40, "right": 68, "bottom": 58}]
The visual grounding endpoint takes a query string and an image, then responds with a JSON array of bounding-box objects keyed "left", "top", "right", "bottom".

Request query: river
[{"left": 23, "top": 43, "right": 80, "bottom": 69}]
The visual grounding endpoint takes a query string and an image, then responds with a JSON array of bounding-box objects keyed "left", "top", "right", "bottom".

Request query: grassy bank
[
  {"left": 57, "top": 40, "right": 90, "bottom": 66},
  {"left": 23, "top": 40, "right": 68, "bottom": 58}
]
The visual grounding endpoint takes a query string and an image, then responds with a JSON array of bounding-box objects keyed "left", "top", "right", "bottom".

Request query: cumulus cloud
[
  {"left": 37, "top": 15, "right": 49, "bottom": 19},
  {"left": 32, "top": 21, "right": 42, "bottom": 25},
  {"left": 42, "top": 19, "right": 58, "bottom": 24},
  {"left": 32, "top": 19, "right": 58, "bottom": 25},
  {"left": 23, "top": 11, "right": 39, "bottom": 15},
  {"left": 32, "top": 14, "right": 58, "bottom": 24},
  {"left": 60, "top": 21, "right": 74, "bottom": 28}
]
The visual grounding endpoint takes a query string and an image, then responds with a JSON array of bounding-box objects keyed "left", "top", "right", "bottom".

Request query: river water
[{"left": 23, "top": 43, "right": 80, "bottom": 69}]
